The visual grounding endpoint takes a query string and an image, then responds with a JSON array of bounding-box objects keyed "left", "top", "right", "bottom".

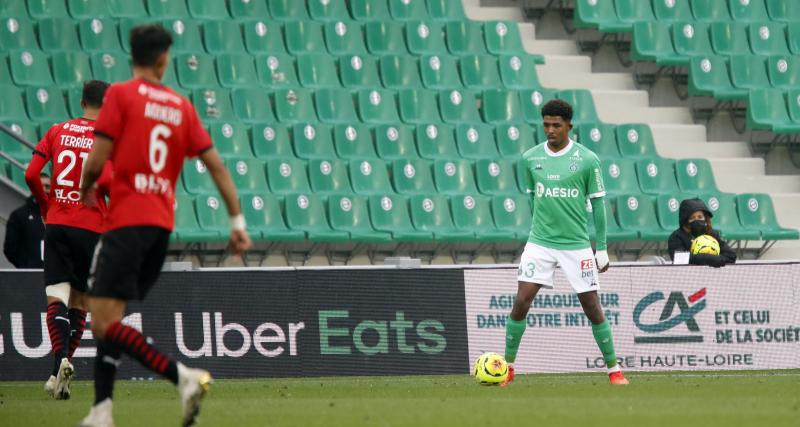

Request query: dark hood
[{"left": 679, "top": 198, "right": 712, "bottom": 226}]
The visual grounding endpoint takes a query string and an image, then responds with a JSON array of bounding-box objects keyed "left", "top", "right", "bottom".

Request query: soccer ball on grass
[
  {"left": 473, "top": 352, "right": 509, "bottom": 385},
  {"left": 690, "top": 234, "right": 720, "bottom": 255}
]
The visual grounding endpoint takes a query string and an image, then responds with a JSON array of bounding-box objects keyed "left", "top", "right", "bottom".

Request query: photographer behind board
[{"left": 668, "top": 198, "right": 736, "bottom": 268}]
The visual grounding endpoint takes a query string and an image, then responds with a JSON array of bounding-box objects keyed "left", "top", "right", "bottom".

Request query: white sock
[{"left": 607, "top": 364, "right": 621, "bottom": 374}]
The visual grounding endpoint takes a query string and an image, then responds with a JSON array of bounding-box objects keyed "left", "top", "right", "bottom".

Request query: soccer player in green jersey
[{"left": 502, "top": 99, "right": 628, "bottom": 386}]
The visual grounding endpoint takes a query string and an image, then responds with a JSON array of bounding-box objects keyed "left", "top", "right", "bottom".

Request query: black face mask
[{"left": 688, "top": 220, "right": 707, "bottom": 237}]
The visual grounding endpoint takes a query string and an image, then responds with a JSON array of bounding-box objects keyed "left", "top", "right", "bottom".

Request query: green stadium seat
[
  {"left": 240, "top": 193, "right": 306, "bottom": 242},
  {"left": 729, "top": 54, "right": 768, "bottom": 90},
  {"left": 268, "top": 0, "right": 308, "bottom": 20},
  {"left": 309, "top": 158, "right": 352, "bottom": 194},
  {"left": 292, "top": 123, "right": 338, "bottom": 160},
  {"left": 208, "top": 121, "right": 254, "bottom": 158},
  {"left": 256, "top": 54, "right": 299, "bottom": 88},
  {"left": 427, "top": 0, "right": 466, "bottom": 21},
  {"left": 315, "top": 88, "right": 358, "bottom": 124},
  {"left": 266, "top": 158, "right": 312, "bottom": 195},
  {"left": 78, "top": 18, "right": 122, "bottom": 53},
  {"left": 433, "top": 159, "right": 478, "bottom": 195},
  {"left": 357, "top": 89, "right": 400, "bottom": 124},
  {"left": 575, "top": 122, "right": 619, "bottom": 159},
  {"left": 389, "top": 0, "right": 429, "bottom": 21},
  {"left": 574, "top": 0, "right": 628, "bottom": 32},
  {"left": 232, "top": 88, "right": 274, "bottom": 123},
  {"left": 766, "top": 0, "right": 800, "bottom": 23},
  {"left": 455, "top": 123, "right": 499, "bottom": 160},
  {"left": 329, "top": 194, "right": 393, "bottom": 243},
  {"left": 273, "top": 88, "right": 317, "bottom": 123},
  {"left": 788, "top": 89, "right": 800, "bottom": 123},
  {"left": 9, "top": 49, "right": 53, "bottom": 86},
  {"left": 653, "top": 193, "right": 692, "bottom": 234},
  {"left": 66, "top": 87, "right": 81, "bottom": 117},
  {"left": 615, "top": 123, "right": 658, "bottom": 158},
  {"left": 748, "top": 23, "right": 789, "bottom": 56},
  {"left": 556, "top": 89, "right": 599, "bottom": 123},
  {"left": 297, "top": 54, "right": 340, "bottom": 88},
  {"left": 181, "top": 159, "right": 215, "bottom": 195},
  {"left": 90, "top": 52, "right": 131, "bottom": 83},
  {"left": 51, "top": 51, "right": 91, "bottom": 88},
  {"left": 174, "top": 194, "right": 221, "bottom": 242},
  {"left": 697, "top": 192, "right": 761, "bottom": 241},
  {"left": 409, "top": 194, "right": 473, "bottom": 242},
  {"left": 108, "top": 0, "right": 147, "bottom": 18},
  {"left": 709, "top": 22, "right": 751, "bottom": 56},
  {"left": 602, "top": 158, "right": 639, "bottom": 196},
  {"left": 728, "top": 0, "right": 770, "bottom": 22},
  {"left": 350, "top": 158, "right": 394, "bottom": 195},
  {"left": 175, "top": 53, "right": 218, "bottom": 89},
  {"left": 446, "top": 21, "right": 486, "bottom": 55},
  {"left": 339, "top": 54, "right": 381, "bottom": 89},
  {"left": 398, "top": 89, "right": 441, "bottom": 124},
  {"left": 0, "top": 85, "right": 27, "bottom": 120},
  {"left": 28, "top": 0, "right": 68, "bottom": 18},
  {"left": 688, "top": 56, "right": 747, "bottom": 100},
  {"left": 460, "top": 55, "right": 501, "bottom": 90},
  {"left": 160, "top": 19, "right": 204, "bottom": 53},
  {"left": 187, "top": 0, "right": 229, "bottom": 19},
  {"left": 690, "top": 0, "right": 731, "bottom": 22},
  {"left": 369, "top": 194, "right": 433, "bottom": 241},
  {"left": 25, "top": 86, "right": 67, "bottom": 122},
  {"left": 366, "top": 21, "right": 407, "bottom": 55},
  {"left": 496, "top": 124, "right": 537, "bottom": 159},
  {"left": 192, "top": 88, "right": 237, "bottom": 121},
  {"left": 674, "top": 158, "right": 717, "bottom": 193},
  {"left": 482, "top": 89, "right": 523, "bottom": 124},
  {"left": 333, "top": 124, "right": 376, "bottom": 159},
  {"left": 145, "top": 0, "right": 187, "bottom": 18},
  {"left": 451, "top": 194, "right": 516, "bottom": 242},
  {"left": 392, "top": 158, "right": 434, "bottom": 194},
  {"left": 285, "top": 21, "right": 326, "bottom": 55},
  {"left": 615, "top": 0, "right": 656, "bottom": 24},
  {"left": 0, "top": 53, "right": 11, "bottom": 84},
  {"left": 416, "top": 123, "right": 458, "bottom": 159},
  {"left": 324, "top": 22, "right": 367, "bottom": 55},
  {"left": 439, "top": 89, "right": 481, "bottom": 124},
  {"left": 616, "top": 194, "right": 667, "bottom": 240},
  {"left": 789, "top": 23, "right": 800, "bottom": 55},
  {"left": 746, "top": 89, "right": 800, "bottom": 133},
  {"left": 419, "top": 54, "right": 462, "bottom": 89},
  {"left": 350, "top": 0, "right": 392, "bottom": 21},
  {"left": 375, "top": 124, "right": 416, "bottom": 159},
  {"left": 484, "top": 21, "right": 525, "bottom": 54},
  {"left": 308, "top": 0, "right": 351, "bottom": 22},
  {"left": 651, "top": 0, "right": 693, "bottom": 22},
  {"left": 216, "top": 53, "right": 258, "bottom": 89},
  {"left": 230, "top": 0, "right": 271, "bottom": 19},
  {"left": 251, "top": 123, "right": 293, "bottom": 159},
  {"left": 203, "top": 21, "right": 245, "bottom": 54},
  {"left": 226, "top": 158, "right": 268, "bottom": 193},
  {"left": 380, "top": 55, "right": 422, "bottom": 89},
  {"left": 406, "top": 21, "right": 447, "bottom": 55},
  {"left": 285, "top": 193, "right": 350, "bottom": 241},
  {"left": 117, "top": 18, "right": 153, "bottom": 52},
  {"left": 0, "top": 1, "right": 28, "bottom": 16},
  {"left": 672, "top": 22, "right": 713, "bottom": 57},
  {"left": 0, "top": 121, "right": 37, "bottom": 156},
  {"left": 520, "top": 88, "right": 558, "bottom": 125},
  {"left": 498, "top": 54, "right": 542, "bottom": 90},
  {"left": 767, "top": 55, "right": 800, "bottom": 89},
  {"left": 631, "top": 22, "right": 685, "bottom": 65},
  {"left": 735, "top": 193, "right": 799, "bottom": 240},
  {"left": 194, "top": 194, "right": 231, "bottom": 238},
  {"left": 476, "top": 159, "right": 517, "bottom": 196},
  {"left": 0, "top": 17, "right": 37, "bottom": 50},
  {"left": 596, "top": 198, "right": 637, "bottom": 242},
  {"left": 243, "top": 20, "right": 286, "bottom": 55},
  {"left": 37, "top": 18, "right": 79, "bottom": 52},
  {"left": 635, "top": 157, "right": 679, "bottom": 195},
  {"left": 491, "top": 195, "right": 531, "bottom": 241}
]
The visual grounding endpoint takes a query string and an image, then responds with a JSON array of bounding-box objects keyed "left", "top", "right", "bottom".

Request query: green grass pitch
[{"left": 1, "top": 371, "right": 798, "bottom": 427}]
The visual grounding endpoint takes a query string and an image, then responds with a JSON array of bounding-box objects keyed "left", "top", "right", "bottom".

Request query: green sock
[
  {"left": 504, "top": 316, "right": 527, "bottom": 363},
  {"left": 591, "top": 320, "right": 618, "bottom": 369}
]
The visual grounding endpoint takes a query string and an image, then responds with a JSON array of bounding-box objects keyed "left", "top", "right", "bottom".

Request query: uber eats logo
[
  {"left": 319, "top": 311, "right": 447, "bottom": 355},
  {"left": 535, "top": 182, "right": 579, "bottom": 198},
  {"left": 633, "top": 288, "right": 707, "bottom": 344}
]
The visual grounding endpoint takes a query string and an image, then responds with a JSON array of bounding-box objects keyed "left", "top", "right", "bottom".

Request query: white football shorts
[{"left": 517, "top": 242, "right": 600, "bottom": 294}]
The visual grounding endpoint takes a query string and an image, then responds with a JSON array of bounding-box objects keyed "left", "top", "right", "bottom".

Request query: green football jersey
[{"left": 521, "top": 139, "right": 605, "bottom": 250}]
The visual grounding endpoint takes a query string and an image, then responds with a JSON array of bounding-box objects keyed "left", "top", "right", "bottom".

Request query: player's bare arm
[
  {"left": 79, "top": 135, "right": 113, "bottom": 205},
  {"left": 199, "top": 147, "right": 252, "bottom": 254}
]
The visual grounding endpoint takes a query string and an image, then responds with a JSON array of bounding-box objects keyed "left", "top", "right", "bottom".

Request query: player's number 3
[{"left": 149, "top": 124, "right": 170, "bottom": 173}]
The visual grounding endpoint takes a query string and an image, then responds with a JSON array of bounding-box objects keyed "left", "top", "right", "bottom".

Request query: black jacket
[
  {"left": 3, "top": 196, "right": 44, "bottom": 268},
  {"left": 668, "top": 228, "right": 736, "bottom": 267}
]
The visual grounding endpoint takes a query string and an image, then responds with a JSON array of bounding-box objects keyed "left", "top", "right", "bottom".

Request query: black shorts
[
  {"left": 44, "top": 224, "right": 101, "bottom": 293},
  {"left": 89, "top": 226, "right": 171, "bottom": 301}
]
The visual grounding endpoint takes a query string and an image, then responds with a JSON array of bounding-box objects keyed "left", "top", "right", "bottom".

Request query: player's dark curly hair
[
  {"left": 81, "top": 80, "right": 109, "bottom": 108},
  {"left": 541, "top": 99, "right": 573, "bottom": 122},
  {"left": 130, "top": 25, "right": 173, "bottom": 67}
]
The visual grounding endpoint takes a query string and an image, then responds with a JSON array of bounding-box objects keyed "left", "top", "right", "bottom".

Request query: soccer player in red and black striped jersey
[
  {"left": 25, "top": 80, "right": 111, "bottom": 400},
  {"left": 77, "top": 26, "right": 251, "bottom": 427}
]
